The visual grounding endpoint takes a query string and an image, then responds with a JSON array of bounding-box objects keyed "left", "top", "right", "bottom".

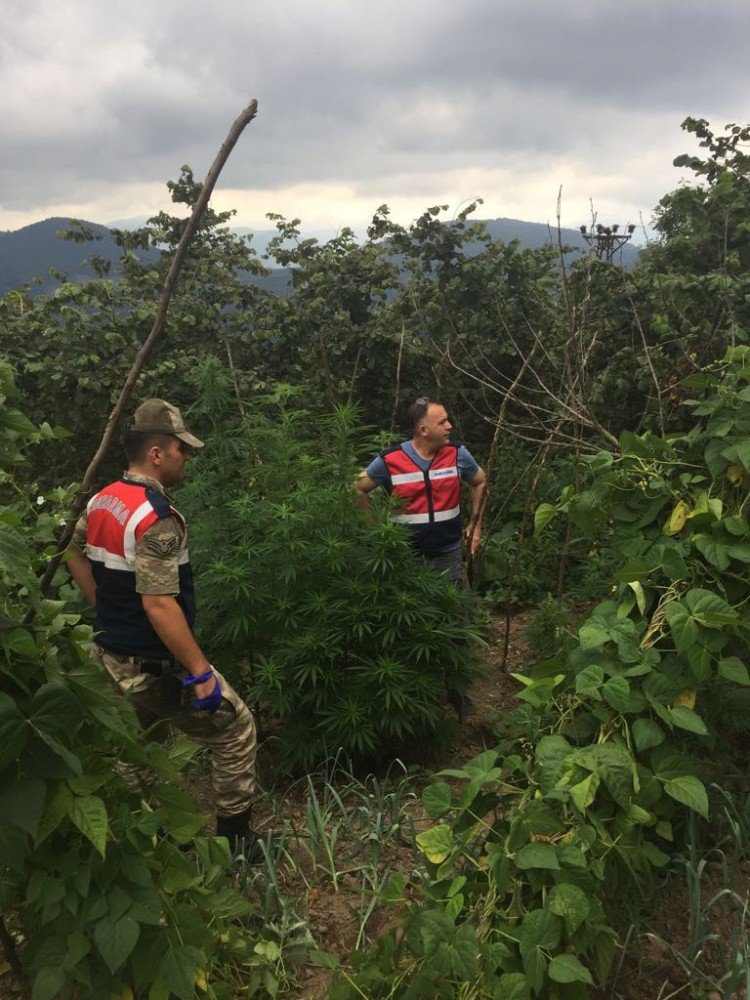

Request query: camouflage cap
[{"left": 131, "top": 399, "right": 204, "bottom": 448}]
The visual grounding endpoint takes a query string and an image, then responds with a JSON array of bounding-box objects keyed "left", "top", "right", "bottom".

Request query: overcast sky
[{"left": 2, "top": 0, "right": 749, "bottom": 235}]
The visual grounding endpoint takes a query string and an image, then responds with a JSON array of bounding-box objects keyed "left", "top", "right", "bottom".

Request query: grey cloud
[{"left": 1, "top": 0, "right": 748, "bottom": 221}]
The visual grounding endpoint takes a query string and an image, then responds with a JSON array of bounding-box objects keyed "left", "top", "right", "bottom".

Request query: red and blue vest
[
  {"left": 381, "top": 443, "right": 462, "bottom": 553},
  {"left": 85, "top": 478, "right": 196, "bottom": 658}
]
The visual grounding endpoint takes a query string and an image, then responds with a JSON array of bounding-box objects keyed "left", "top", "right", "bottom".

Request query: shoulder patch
[{"left": 144, "top": 532, "right": 180, "bottom": 558}]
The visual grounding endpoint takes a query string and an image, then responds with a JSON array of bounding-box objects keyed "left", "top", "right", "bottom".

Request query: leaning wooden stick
[{"left": 33, "top": 97, "right": 259, "bottom": 601}]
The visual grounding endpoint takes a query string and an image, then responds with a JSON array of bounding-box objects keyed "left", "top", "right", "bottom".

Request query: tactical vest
[
  {"left": 85, "top": 478, "right": 196, "bottom": 658},
  {"left": 381, "top": 443, "right": 462, "bottom": 553}
]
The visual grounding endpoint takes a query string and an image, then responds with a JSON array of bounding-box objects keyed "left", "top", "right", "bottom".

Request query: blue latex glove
[{"left": 183, "top": 670, "right": 223, "bottom": 713}]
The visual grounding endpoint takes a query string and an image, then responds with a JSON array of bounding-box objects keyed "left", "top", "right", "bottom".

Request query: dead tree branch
[{"left": 32, "top": 98, "right": 259, "bottom": 604}]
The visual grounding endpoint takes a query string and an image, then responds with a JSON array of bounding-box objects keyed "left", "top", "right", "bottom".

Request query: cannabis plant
[{"left": 182, "top": 362, "right": 482, "bottom": 768}]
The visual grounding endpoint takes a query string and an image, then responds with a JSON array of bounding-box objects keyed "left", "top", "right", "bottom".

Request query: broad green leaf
[
  {"left": 627, "top": 803, "right": 652, "bottom": 824},
  {"left": 518, "top": 907, "right": 561, "bottom": 951},
  {"left": 534, "top": 502, "right": 557, "bottom": 536},
  {"left": 723, "top": 439, "right": 750, "bottom": 470},
  {"left": 521, "top": 947, "right": 547, "bottom": 996},
  {"left": 495, "top": 973, "right": 531, "bottom": 1000},
  {"left": 0, "top": 693, "right": 28, "bottom": 770},
  {"left": 159, "top": 944, "right": 202, "bottom": 1000},
  {"left": 35, "top": 783, "right": 73, "bottom": 845},
  {"left": 718, "top": 656, "right": 750, "bottom": 685},
  {"left": 728, "top": 543, "right": 750, "bottom": 563},
  {"left": 381, "top": 871, "right": 405, "bottom": 904},
  {"left": 632, "top": 718, "right": 665, "bottom": 752},
  {"left": 0, "top": 777, "right": 45, "bottom": 836},
  {"left": 548, "top": 883, "right": 590, "bottom": 934},
  {"left": 0, "top": 520, "right": 32, "bottom": 581},
  {"left": 656, "top": 820, "right": 673, "bottom": 841},
  {"left": 661, "top": 546, "right": 688, "bottom": 580},
  {"left": 422, "top": 781, "right": 452, "bottom": 818},
  {"left": 35, "top": 730, "right": 82, "bottom": 775},
  {"left": 693, "top": 534, "right": 731, "bottom": 570},
  {"left": 0, "top": 822, "right": 27, "bottom": 873},
  {"left": 448, "top": 924, "right": 478, "bottom": 979},
  {"left": 2, "top": 627, "right": 38, "bottom": 656},
  {"left": 663, "top": 775, "right": 709, "bottom": 818},
  {"left": 684, "top": 589, "right": 738, "bottom": 627},
  {"left": 603, "top": 676, "right": 630, "bottom": 713},
  {"left": 664, "top": 602, "right": 699, "bottom": 653},
  {"left": 515, "top": 843, "right": 560, "bottom": 870},
  {"left": 548, "top": 953, "right": 594, "bottom": 985},
  {"left": 416, "top": 823, "right": 453, "bottom": 864},
  {"left": 578, "top": 620, "right": 611, "bottom": 650},
  {"left": 687, "top": 643, "right": 712, "bottom": 683},
  {"left": 31, "top": 966, "right": 67, "bottom": 1000},
  {"left": 30, "top": 683, "right": 83, "bottom": 736},
  {"left": 94, "top": 914, "right": 139, "bottom": 974},
  {"left": 642, "top": 841, "right": 670, "bottom": 867},
  {"left": 535, "top": 735, "right": 572, "bottom": 793},
  {"left": 519, "top": 909, "right": 560, "bottom": 993},
  {"left": 569, "top": 772, "right": 600, "bottom": 812},
  {"left": 724, "top": 515, "right": 749, "bottom": 536},
  {"left": 575, "top": 664, "right": 604, "bottom": 699},
  {"left": 668, "top": 706, "right": 708, "bottom": 735},
  {"left": 570, "top": 743, "right": 633, "bottom": 808},
  {"left": 616, "top": 558, "right": 651, "bottom": 581},
  {"left": 68, "top": 794, "right": 108, "bottom": 857},
  {"left": 651, "top": 745, "right": 694, "bottom": 780},
  {"left": 419, "top": 908, "right": 455, "bottom": 954}
]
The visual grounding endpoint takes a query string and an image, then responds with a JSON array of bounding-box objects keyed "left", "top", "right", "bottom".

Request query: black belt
[{"left": 137, "top": 657, "right": 176, "bottom": 678}]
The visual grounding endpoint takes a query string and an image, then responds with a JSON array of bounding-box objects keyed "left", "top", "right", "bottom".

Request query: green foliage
[
  {"left": 523, "top": 596, "right": 575, "bottom": 659},
  {"left": 332, "top": 351, "right": 750, "bottom": 997},
  {"left": 0, "top": 361, "right": 299, "bottom": 999},
  {"left": 180, "top": 361, "right": 482, "bottom": 769}
]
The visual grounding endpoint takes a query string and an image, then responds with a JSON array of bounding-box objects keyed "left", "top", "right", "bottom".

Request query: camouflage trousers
[{"left": 92, "top": 646, "right": 257, "bottom": 818}]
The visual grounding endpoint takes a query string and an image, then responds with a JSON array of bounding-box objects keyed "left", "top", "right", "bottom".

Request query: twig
[
  {"left": 346, "top": 344, "right": 364, "bottom": 408},
  {"left": 389, "top": 323, "right": 406, "bottom": 434},
  {"left": 29, "top": 98, "right": 259, "bottom": 606},
  {"left": 222, "top": 333, "right": 245, "bottom": 417},
  {"left": 465, "top": 343, "right": 538, "bottom": 580}
]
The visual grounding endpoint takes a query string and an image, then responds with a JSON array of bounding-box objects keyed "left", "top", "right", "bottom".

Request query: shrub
[
  {"left": 0, "top": 359, "right": 296, "bottom": 1000},
  {"left": 181, "top": 363, "right": 483, "bottom": 769},
  {"left": 331, "top": 348, "right": 750, "bottom": 998}
]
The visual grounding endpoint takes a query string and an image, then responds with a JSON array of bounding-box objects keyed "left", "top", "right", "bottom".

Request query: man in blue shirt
[{"left": 354, "top": 397, "right": 486, "bottom": 717}]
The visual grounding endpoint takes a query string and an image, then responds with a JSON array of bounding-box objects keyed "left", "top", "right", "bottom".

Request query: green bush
[
  {"left": 181, "top": 362, "right": 483, "bottom": 769},
  {"left": 331, "top": 348, "right": 750, "bottom": 998},
  {"left": 0, "top": 359, "right": 297, "bottom": 1000}
]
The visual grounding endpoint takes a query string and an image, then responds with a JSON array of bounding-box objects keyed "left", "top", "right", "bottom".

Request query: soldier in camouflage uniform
[{"left": 67, "top": 399, "right": 259, "bottom": 853}]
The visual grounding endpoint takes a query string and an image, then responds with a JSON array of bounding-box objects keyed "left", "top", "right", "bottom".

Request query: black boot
[
  {"left": 447, "top": 688, "right": 476, "bottom": 722},
  {"left": 215, "top": 806, "right": 264, "bottom": 864}
]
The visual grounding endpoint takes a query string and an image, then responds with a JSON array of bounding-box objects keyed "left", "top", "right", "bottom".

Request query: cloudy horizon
[{"left": 2, "top": 0, "right": 749, "bottom": 236}]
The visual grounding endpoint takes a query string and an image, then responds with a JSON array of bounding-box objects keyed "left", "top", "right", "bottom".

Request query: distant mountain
[
  {"left": 0, "top": 218, "right": 145, "bottom": 296},
  {"left": 0, "top": 217, "right": 289, "bottom": 298},
  {"left": 0, "top": 215, "right": 639, "bottom": 299}
]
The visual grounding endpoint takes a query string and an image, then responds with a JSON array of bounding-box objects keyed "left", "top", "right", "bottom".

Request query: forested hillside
[
  {"left": 1, "top": 117, "right": 749, "bottom": 999},
  {"left": 0, "top": 214, "right": 637, "bottom": 298}
]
